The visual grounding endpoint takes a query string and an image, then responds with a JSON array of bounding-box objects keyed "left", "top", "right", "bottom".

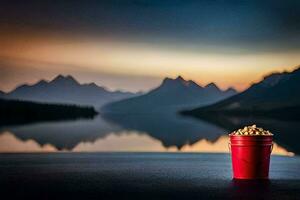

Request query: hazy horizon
[{"left": 1, "top": 64, "right": 299, "bottom": 94}]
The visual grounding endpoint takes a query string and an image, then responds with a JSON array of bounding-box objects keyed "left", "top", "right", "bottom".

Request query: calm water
[{"left": 0, "top": 113, "right": 298, "bottom": 155}]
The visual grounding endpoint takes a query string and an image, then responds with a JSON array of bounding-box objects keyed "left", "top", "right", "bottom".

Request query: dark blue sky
[{"left": 1, "top": 0, "right": 300, "bottom": 52}]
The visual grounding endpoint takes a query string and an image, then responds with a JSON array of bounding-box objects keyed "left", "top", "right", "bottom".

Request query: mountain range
[
  {"left": 101, "top": 76, "right": 237, "bottom": 113},
  {"left": 1, "top": 75, "right": 139, "bottom": 109},
  {"left": 182, "top": 66, "right": 300, "bottom": 119}
]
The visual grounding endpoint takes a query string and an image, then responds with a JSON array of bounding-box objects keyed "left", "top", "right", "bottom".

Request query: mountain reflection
[
  {"left": 73, "top": 131, "right": 178, "bottom": 152},
  {"left": 2, "top": 116, "right": 121, "bottom": 150},
  {"left": 0, "top": 114, "right": 296, "bottom": 156},
  {"left": 191, "top": 114, "right": 300, "bottom": 154},
  {"left": 0, "top": 131, "right": 293, "bottom": 156},
  {"left": 2, "top": 114, "right": 228, "bottom": 150},
  {"left": 0, "top": 132, "right": 57, "bottom": 152},
  {"left": 101, "top": 113, "right": 228, "bottom": 148}
]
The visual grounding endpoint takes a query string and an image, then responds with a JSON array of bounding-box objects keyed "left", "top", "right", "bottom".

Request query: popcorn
[{"left": 230, "top": 125, "right": 273, "bottom": 136}]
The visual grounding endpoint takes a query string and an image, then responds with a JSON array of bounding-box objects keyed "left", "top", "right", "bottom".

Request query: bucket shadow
[{"left": 229, "top": 179, "right": 271, "bottom": 200}]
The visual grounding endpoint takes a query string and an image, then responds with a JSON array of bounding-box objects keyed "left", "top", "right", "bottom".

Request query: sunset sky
[{"left": 0, "top": 0, "right": 299, "bottom": 92}]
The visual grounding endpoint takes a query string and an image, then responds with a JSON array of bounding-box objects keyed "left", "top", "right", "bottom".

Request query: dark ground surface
[{"left": 0, "top": 153, "right": 299, "bottom": 200}]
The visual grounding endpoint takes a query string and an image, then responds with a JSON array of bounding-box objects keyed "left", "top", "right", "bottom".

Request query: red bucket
[{"left": 229, "top": 135, "right": 273, "bottom": 179}]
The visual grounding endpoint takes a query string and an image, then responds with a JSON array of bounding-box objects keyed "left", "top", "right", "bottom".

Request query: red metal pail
[{"left": 229, "top": 135, "right": 273, "bottom": 179}]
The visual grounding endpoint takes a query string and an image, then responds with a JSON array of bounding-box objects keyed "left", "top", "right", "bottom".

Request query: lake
[
  {"left": 1, "top": 114, "right": 300, "bottom": 199},
  {"left": 0, "top": 113, "right": 298, "bottom": 155}
]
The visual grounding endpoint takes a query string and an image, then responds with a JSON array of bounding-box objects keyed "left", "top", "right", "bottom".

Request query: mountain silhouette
[
  {"left": 182, "top": 66, "right": 300, "bottom": 119},
  {"left": 101, "top": 76, "right": 237, "bottom": 113},
  {"left": 3, "top": 75, "right": 138, "bottom": 109}
]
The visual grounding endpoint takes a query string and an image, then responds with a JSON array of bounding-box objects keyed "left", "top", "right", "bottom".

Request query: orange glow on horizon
[{"left": 0, "top": 30, "right": 299, "bottom": 92}]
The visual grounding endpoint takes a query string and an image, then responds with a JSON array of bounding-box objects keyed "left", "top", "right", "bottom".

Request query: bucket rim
[{"left": 229, "top": 134, "right": 273, "bottom": 137}]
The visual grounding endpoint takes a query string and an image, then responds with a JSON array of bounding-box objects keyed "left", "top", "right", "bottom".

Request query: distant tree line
[{"left": 0, "top": 98, "right": 98, "bottom": 126}]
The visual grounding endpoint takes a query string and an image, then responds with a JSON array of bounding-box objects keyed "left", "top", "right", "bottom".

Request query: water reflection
[
  {"left": 0, "top": 113, "right": 297, "bottom": 155},
  {"left": 0, "top": 132, "right": 57, "bottom": 152},
  {"left": 0, "top": 131, "right": 293, "bottom": 156},
  {"left": 101, "top": 113, "right": 228, "bottom": 148},
  {"left": 73, "top": 133, "right": 292, "bottom": 156},
  {"left": 1, "top": 114, "right": 228, "bottom": 151},
  {"left": 191, "top": 114, "right": 300, "bottom": 154},
  {"left": 2, "top": 116, "right": 121, "bottom": 150},
  {"left": 181, "top": 135, "right": 294, "bottom": 156},
  {"left": 73, "top": 131, "right": 177, "bottom": 152}
]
